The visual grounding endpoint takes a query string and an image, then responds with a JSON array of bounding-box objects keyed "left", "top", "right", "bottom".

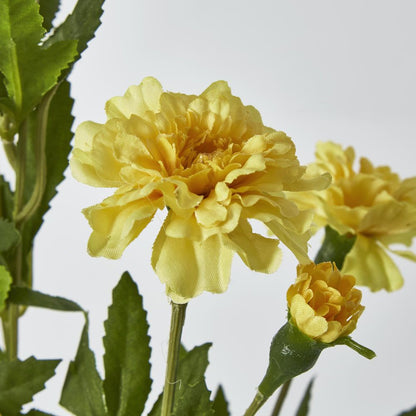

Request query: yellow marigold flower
[
  {"left": 287, "top": 262, "right": 364, "bottom": 343},
  {"left": 70, "top": 77, "right": 330, "bottom": 303},
  {"left": 290, "top": 141, "right": 416, "bottom": 292}
]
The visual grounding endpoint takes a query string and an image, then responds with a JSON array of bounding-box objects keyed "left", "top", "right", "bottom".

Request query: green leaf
[
  {"left": 0, "top": 265, "right": 12, "bottom": 312},
  {"left": 0, "top": 174, "right": 14, "bottom": 220},
  {"left": 212, "top": 386, "right": 230, "bottom": 416},
  {"left": 314, "top": 225, "right": 356, "bottom": 269},
  {"left": 0, "top": 218, "right": 20, "bottom": 251},
  {"left": 295, "top": 379, "right": 315, "bottom": 416},
  {"left": 148, "top": 344, "right": 214, "bottom": 416},
  {"left": 398, "top": 406, "right": 416, "bottom": 416},
  {"left": 60, "top": 321, "right": 107, "bottom": 416},
  {"left": 45, "top": 0, "right": 104, "bottom": 61},
  {"left": 103, "top": 272, "right": 152, "bottom": 416},
  {"left": 0, "top": 356, "right": 60, "bottom": 415},
  {"left": 0, "top": 0, "right": 77, "bottom": 123},
  {"left": 8, "top": 286, "right": 83, "bottom": 311},
  {"left": 39, "top": 0, "right": 60, "bottom": 32},
  {"left": 332, "top": 336, "right": 376, "bottom": 360},
  {"left": 23, "top": 410, "right": 56, "bottom": 416},
  {"left": 172, "top": 343, "right": 214, "bottom": 416}
]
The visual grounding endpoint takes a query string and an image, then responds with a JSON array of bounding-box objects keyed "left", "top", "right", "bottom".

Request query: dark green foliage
[
  {"left": 314, "top": 225, "right": 356, "bottom": 269},
  {"left": 38, "top": 0, "right": 60, "bottom": 32},
  {"left": 8, "top": 286, "right": 83, "bottom": 312},
  {"left": 0, "top": 357, "right": 60, "bottom": 415},
  {"left": 295, "top": 379, "right": 315, "bottom": 416},
  {"left": 60, "top": 322, "right": 107, "bottom": 416},
  {"left": 103, "top": 272, "right": 152, "bottom": 416},
  {"left": 212, "top": 386, "right": 230, "bottom": 416}
]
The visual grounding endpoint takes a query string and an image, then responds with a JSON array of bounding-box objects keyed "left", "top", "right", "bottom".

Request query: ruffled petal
[
  {"left": 342, "top": 235, "right": 404, "bottom": 291},
  {"left": 105, "top": 77, "right": 163, "bottom": 119},
  {"left": 225, "top": 219, "right": 281, "bottom": 273},
  {"left": 152, "top": 213, "right": 233, "bottom": 303},
  {"left": 84, "top": 191, "right": 164, "bottom": 259}
]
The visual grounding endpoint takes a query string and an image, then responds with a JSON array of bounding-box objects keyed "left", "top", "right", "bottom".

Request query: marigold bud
[{"left": 287, "top": 262, "right": 364, "bottom": 343}]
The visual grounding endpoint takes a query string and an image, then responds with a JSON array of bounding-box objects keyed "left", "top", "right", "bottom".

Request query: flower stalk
[
  {"left": 161, "top": 301, "right": 187, "bottom": 416},
  {"left": 271, "top": 379, "right": 292, "bottom": 416}
]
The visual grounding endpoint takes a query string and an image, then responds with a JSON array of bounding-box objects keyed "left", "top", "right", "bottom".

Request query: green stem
[
  {"left": 270, "top": 380, "right": 292, "bottom": 416},
  {"left": 244, "top": 391, "right": 267, "bottom": 416},
  {"left": 161, "top": 302, "right": 188, "bottom": 416},
  {"left": 2, "top": 140, "right": 17, "bottom": 170}
]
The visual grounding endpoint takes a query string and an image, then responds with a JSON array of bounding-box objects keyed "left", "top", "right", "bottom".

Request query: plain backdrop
[{"left": 1, "top": 1, "right": 416, "bottom": 415}]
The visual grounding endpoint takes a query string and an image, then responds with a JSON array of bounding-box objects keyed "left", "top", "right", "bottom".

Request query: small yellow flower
[
  {"left": 287, "top": 262, "right": 364, "bottom": 343},
  {"left": 290, "top": 142, "right": 416, "bottom": 291},
  {"left": 71, "top": 77, "right": 330, "bottom": 303}
]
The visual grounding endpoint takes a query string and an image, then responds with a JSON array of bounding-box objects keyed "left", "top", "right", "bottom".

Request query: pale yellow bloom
[
  {"left": 71, "top": 77, "right": 330, "bottom": 303},
  {"left": 287, "top": 262, "right": 364, "bottom": 343},
  {"left": 291, "top": 142, "right": 416, "bottom": 291}
]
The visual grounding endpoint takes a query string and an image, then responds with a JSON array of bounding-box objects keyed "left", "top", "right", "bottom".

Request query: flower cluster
[
  {"left": 290, "top": 142, "right": 416, "bottom": 291},
  {"left": 287, "top": 262, "right": 364, "bottom": 343},
  {"left": 71, "top": 78, "right": 330, "bottom": 303}
]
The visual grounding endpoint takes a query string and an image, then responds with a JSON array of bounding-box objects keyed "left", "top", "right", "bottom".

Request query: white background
[{"left": 1, "top": 1, "right": 416, "bottom": 415}]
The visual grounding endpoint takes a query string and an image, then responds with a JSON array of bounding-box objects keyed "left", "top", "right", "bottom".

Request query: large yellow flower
[
  {"left": 71, "top": 78, "right": 330, "bottom": 303},
  {"left": 292, "top": 142, "right": 416, "bottom": 291},
  {"left": 287, "top": 262, "right": 364, "bottom": 343}
]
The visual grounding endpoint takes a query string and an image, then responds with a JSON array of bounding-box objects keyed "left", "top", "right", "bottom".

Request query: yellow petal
[
  {"left": 105, "top": 77, "right": 163, "bottom": 119},
  {"left": 225, "top": 219, "right": 282, "bottom": 273},
  {"left": 152, "top": 215, "right": 233, "bottom": 303},
  {"left": 84, "top": 191, "right": 164, "bottom": 259},
  {"left": 342, "top": 235, "right": 404, "bottom": 291}
]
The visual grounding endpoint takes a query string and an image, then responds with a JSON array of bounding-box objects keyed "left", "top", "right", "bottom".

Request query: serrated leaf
[
  {"left": 0, "top": 218, "right": 20, "bottom": 251},
  {"left": 39, "top": 0, "right": 60, "bottom": 32},
  {"left": 398, "top": 406, "right": 416, "bottom": 416},
  {"left": 0, "top": 356, "right": 60, "bottom": 415},
  {"left": 0, "top": 0, "right": 78, "bottom": 123},
  {"left": 0, "top": 265, "right": 12, "bottom": 311},
  {"left": 295, "top": 379, "right": 315, "bottom": 416},
  {"left": 60, "top": 321, "right": 107, "bottom": 416},
  {"left": 45, "top": 0, "right": 104, "bottom": 62},
  {"left": 147, "top": 344, "right": 214, "bottom": 416},
  {"left": 212, "top": 386, "right": 229, "bottom": 416},
  {"left": 8, "top": 286, "right": 83, "bottom": 312},
  {"left": 103, "top": 272, "right": 152, "bottom": 416},
  {"left": 172, "top": 343, "right": 214, "bottom": 416}
]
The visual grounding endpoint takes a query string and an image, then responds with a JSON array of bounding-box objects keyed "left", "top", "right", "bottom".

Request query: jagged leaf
[
  {"left": 103, "top": 272, "right": 152, "bottom": 416},
  {"left": 0, "top": 0, "right": 77, "bottom": 123},
  {"left": 172, "top": 343, "right": 214, "bottom": 416},
  {"left": 0, "top": 265, "right": 12, "bottom": 312},
  {"left": 0, "top": 356, "right": 60, "bottom": 415},
  {"left": 45, "top": 0, "right": 104, "bottom": 61},
  {"left": 8, "top": 286, "right": 83, "bottom": 312},
  {"left": 212, "top": 386, "right": 230, "bottom": 416},
  {"left": 295, "top": 379, "right": 315, "bottom": 416},
  {"left": 147, "top": 344, "right": 214, "bottom": 416},
  {"left": 60, "top": 321, "right": 107, "bottom": 416},
  {"left": 0, "top": 218, "right": 20, "bottom": 251},
  {"left": 39, "top": 0, "right": 60, "bottom": 32}
]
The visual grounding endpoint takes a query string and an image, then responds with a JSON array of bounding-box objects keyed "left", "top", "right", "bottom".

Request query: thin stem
[
  {"left": 161, "top": 302, "right": 188, "bottom": 416},
  {"left": 244, "top": 391, "right": 267, "bottom": 416},
  {"left": 270, "top": 380, "right": 292, "bottom": 416}
]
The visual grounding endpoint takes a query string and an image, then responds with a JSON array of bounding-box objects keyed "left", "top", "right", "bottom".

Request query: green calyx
[{"left": 257, "top": 320, "right": 375, "bottom": 400}]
